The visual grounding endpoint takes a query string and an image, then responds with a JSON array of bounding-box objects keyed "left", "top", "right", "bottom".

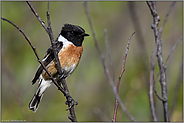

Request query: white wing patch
[{"left": 38, "top": 75, "right": 52, "bottom": 96}]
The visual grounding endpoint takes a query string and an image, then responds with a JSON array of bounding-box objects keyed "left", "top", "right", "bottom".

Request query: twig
[
  {"left": 46, "top": 2, "right": 63, "bottom": 75},
  {"left": 159, "top": 1, "right": 176, "bottom": 36},
  {"left": 113, "top": 32, "right": 135, "bottom": 122},
  {"left": 1, "top": 17, "right": 66, "bottom": 95},
  {"left": 26, "top": 1, "right": 48, "bottom": 33},
  {"left": 62, "top": 79, "right": 77, "bottom": 122},
  {"left": 153, "top": 37, "right": 182, "bottom": 101},
  {"left": 164, "top": 37, "right": 182, "bottom": 64},
  {"left": 84, "top": 2, "right": 136, "bottom": 122},
  {"left": 26, "top": 1, "right": 77, "bottom": 121},
  {"left": 147, "top": 1, "right": 170, "bottom": 121},
  {"left": 46, "top": 2, "right": 77, "bottom": 121}
]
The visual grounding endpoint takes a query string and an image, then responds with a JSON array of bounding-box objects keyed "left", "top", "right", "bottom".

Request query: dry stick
[
  {"left": 46, "top": 2, "right": 77, "bottom": 121},
  {"left": 83, "top": 2, "right": 136, "bottom": 122},
  {"left": 46, "top": 2, "right": 63, "bottom": 75},
  {"left": 113, "top": 32, "right": 135, "bottom": 122},
  {"left": 147, "top": 1, "right": 170, "bottom": 121},
  {"left": 152, "top": 2, "right": 178, "bottom": 102},
  {"left": 1, "top": 17, "right": 66, "bottom": 95},
  {"left": 153, "top": 37, "right": 182, "bottom": 101},
  {"left": 26, "top": 1, "right": 77, "bottom": 121}
]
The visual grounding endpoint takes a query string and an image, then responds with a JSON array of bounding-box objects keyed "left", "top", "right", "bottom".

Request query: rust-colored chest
[{"left": 42, "top": 44, "right": 83, "bottom": 80}]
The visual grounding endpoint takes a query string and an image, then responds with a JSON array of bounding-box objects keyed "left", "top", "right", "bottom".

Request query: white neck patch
[{"left": 58, "top": 35, "right": 73, "bottom": 47}]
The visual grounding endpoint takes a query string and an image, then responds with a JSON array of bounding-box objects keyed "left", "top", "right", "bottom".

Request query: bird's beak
[{"left": 82, "top": 33, "right": 89, "bottom": 37}]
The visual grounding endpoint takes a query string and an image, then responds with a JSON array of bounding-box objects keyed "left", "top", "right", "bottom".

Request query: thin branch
[
  {"left": 46, "top": 3, "right": 77, "bottom": 121},
  {"left": 1, "top": 17, "right": 66, "bottom": 95},
  {"left": 147, "top": 1, "right": 170, "bottom": 121},
  {"left": 159, "top": 1, "right": 176, "bottom": 36},
  {"left": 27, "top": 1, "right": 77, "bottom": 121},
  {"left": 84, "top": 2, "right": 136, "bottom": 122},
  {"left": 61, "top": 79, "right": 77, "bottom": 122},
  {"left": 153, "top": 37, "right": 182, "bottom": 101},
  {"left": 26, "top": 1, "right": 48, "bottom": 33},
  {"left": 46, "top": 1, "right": 63, "bottom": 75},
  {"left": 113, "top": 32, "right": 135, "bottom": 122},
  {"left": 164, "top": 37, "right": 182, "bottom": 64}
]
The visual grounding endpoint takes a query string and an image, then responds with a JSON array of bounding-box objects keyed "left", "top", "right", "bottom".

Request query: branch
[
  {"left": 84, "top": 2, "right": 136, "bottom": 122},
  {"left": 153, "top": 37, "right": 182, "bottom": 101},
  {"left": 113, "top": 32, "right": 135, "bottom": 122},
  {"left": 26, "top": 1, "right": 48, "bottom": 33},
  {"left": 159, "top": 1, "right": 176, "bottom": 36},
  {"left": 147, "top": 1, "right": 170, "bottom": 121},
  {"left": 26, "top": 1, "right": 77, "bottom": 121},
  {"left": 1, "top": 17, "right": 66, "bottom": 95},
  {"left": 46, "top": 2, "right": 63, "bottom": 75},
  {"left": 45, "top": 2, "right": 77, "bottom": 121}
]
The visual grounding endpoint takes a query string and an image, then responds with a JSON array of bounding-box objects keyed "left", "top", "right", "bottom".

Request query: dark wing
[{"left": 32, "top": 40, "right": 63, "bottom": 85}]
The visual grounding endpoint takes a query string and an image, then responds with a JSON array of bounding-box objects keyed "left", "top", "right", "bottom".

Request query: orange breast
[{"left": 42, "top": 44, "right": 83, "bottom": 80}]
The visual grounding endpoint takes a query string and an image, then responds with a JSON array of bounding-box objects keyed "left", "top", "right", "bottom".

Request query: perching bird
[{"left": 29, "top": 23, "right": 89, "bottom": 112}]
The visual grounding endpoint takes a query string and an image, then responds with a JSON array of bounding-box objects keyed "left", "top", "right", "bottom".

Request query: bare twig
[
  {"left": 1, "top": 17, "right": 66, "bottom": 95},
  {"left": 113, "top": 32, "right": 135, "bottom": 122},
  {"left": 26, "top": 1, "right": 48, "bottom": 33},
  {"left": 62, "top": 79, "right": 77, "bottom": 122},
  {"left": 45, "top": 2, "right": 77, "bottom": 121},
  {"left": 147, "top": 1, "right": 170, "bottom": 121},
  {"left": 164, "top": 37, "right": 182, "bottom": 64},
  {"left": 159, "top": 1, "right": 176, "bottom": 36},
  {"left": 46, "top": 1, "right": 63, "bottom": 75},
  {"left": 84, "top": 2, "right": 136, "bottom": 122},
  {"left": 153, "top": 37, "right": 182, "bottom": 101}
]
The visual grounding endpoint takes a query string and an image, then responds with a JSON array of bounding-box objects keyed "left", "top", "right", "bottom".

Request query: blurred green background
[{"left": 1, "top": 1, "right": 182, "bottom": 122}]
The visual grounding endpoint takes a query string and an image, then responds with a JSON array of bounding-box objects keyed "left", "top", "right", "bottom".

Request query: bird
[{"left": 28, "top": 23, "right": 89, "bottom": 112}]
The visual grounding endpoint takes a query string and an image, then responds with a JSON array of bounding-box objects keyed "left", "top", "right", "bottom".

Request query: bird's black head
[{"left": 61, "top": 23, "right": 89, "bottom": 46}]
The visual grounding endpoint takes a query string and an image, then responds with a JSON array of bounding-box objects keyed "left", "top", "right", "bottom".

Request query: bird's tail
[
  {"left": 28, "top": 88, "right": 43, "bottom": 113},
  {"left": 29, "top": 76, "right": 51, "bottom": 112}
]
